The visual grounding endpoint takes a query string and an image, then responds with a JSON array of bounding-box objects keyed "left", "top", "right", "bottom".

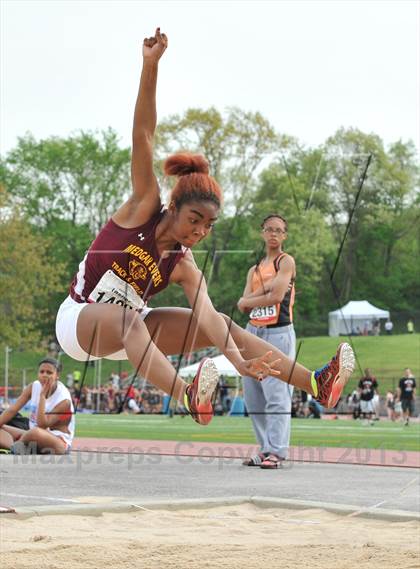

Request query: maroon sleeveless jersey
[{"left": 69, "top": 208, "right": 186, "bottom": 309}]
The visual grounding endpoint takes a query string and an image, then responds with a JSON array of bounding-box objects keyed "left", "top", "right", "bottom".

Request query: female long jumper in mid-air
[{"left": 55, "top": 28, "right": 355, "bottom": 425}]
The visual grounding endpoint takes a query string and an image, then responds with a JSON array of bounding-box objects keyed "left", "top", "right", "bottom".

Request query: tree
[
  {"left": 154, "top": 107, "right": 287, "bottom": 280},
  {"left": 1, "top": 130, "right": 132, "bottom": 320},
  {"left": 2, "top": 119, "right": 418, "bottom": 341},
  {"left": 322, "top": 129, "right": 420, "bottom": 309},
  {"left": 250, "top": 159, "right": 335, "bottom": 335},
  {"left": 2, "top": 129, "right": 131, "bottom": 234},
  {"left": 0, "top": 186, "right": 64, "bottom": 348}
]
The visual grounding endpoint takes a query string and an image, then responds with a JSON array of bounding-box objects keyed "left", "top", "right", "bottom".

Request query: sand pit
[{"left": 1, "top": 503, "right": 419, "bottom": 569}]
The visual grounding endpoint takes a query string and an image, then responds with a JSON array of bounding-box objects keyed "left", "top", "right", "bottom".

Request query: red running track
[{"left": 72, "top": 438, "right": 420, "bottom": 469}]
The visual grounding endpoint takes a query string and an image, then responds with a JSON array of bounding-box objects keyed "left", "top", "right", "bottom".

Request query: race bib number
[
  {"left": 249, "top": 305, "right": 277, "bottom": 321},
  {"left": 88, "top": 270, "right": 145, "bottom": 311}
]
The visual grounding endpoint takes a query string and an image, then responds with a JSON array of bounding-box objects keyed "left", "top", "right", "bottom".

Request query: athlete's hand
[
  {"left": 143, "top": 27, "right": 168, "bottom": 62},
  {"left": 238, "top": 351, "right": 281, "bottom": 381},
  {"left": 237, "top": 297, "right": 250, "bottom": 313},
  {"left": 237, "top": 297, "right": 252, "bottom": 314},
  {"left": 40, "top": 376, "right": 55, "bottom": 397}
]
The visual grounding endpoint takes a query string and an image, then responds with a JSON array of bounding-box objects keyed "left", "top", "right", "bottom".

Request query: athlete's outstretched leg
[
  {"left": 76, "top": 304, "right": 218, "bottom": 424},
  {"left": 145, "top": 308, "right": 355, "bottom": 408},
  {"left": 145, "top": 308, "right": 311, "bottom": 389},
  {"left": 77, "top": 304, "right": 188, "bottom": 401}
]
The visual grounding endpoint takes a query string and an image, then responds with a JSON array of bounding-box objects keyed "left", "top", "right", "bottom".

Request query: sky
[{"left": 1, "top": 0, "right": 419, "bottom": 154}]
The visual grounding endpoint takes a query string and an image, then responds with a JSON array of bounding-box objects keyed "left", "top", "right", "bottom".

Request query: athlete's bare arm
[
  {"left": 238, "top": 263, "right": 284, "bottom": 309},
  {"left": 237, "top": 266, "right": 255, "bottom": 314},
  {"left": 36, "top": 399, "right": 71, "bottom": 430},
  {"left": 238, "top": 255, "right": 295, "bottom": 310},
  {"left": 171, "top": 253, "right": 280, "bottom": 379},
  {"left": 113, "top": 27, "right": 168, "bottom": 227},
  {"left": 0, "top": 385, "right": 32, "bottom": 428},
  {"left": 36, "top": 377, "right": 72, "bottom": 430}
]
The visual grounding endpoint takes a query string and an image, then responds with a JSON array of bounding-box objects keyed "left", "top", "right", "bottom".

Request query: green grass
[
  {"left": 1, "top": 333, "right": 419, "bottom": 394},
  {"left": 73, "top": 414, "right": 420, "bottom": 452}
]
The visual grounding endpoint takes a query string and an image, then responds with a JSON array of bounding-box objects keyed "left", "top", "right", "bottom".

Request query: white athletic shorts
[
  {"left": 56, "top": 295, "right": 152, "bottom": 362},
  {"left": 127, "top": 399, "right": 140, "bottom": 413},
  {"left": 360, "top": 399, "right": 375, "bottom": 414}
]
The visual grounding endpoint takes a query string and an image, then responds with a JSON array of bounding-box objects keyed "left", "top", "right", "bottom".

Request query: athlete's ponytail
[{"left": 164, "top": 152, "right": 222, "bottom": 209}]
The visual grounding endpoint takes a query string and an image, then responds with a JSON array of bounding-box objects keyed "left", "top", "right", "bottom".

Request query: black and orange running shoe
[
  {"left": 311, "top": 343, "right": 355, "bottom": 409},
  {"left": 184, "top": 358, "right": 219, "bottom": 425}
]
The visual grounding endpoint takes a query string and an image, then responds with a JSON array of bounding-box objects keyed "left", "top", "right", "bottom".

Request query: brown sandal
[
  {"left": 260, "top": 453, "right": 284, "bottom": 469},
  {"left": 242, "top": 452, "right": 267, "bottom": 466}
]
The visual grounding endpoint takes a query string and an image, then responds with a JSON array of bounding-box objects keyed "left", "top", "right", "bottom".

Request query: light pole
[
  {"left": 4, "top": 346, "right": 12, "bottom": 407},
  {"left": 96, "top": 359, "right": 102, "bottom": 413}
]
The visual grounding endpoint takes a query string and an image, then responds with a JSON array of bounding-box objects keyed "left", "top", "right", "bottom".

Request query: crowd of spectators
[
  {"left": 65, "top": 370, "right": 167, "bottom": 415},
  {"left": 66, "top": 370, "right": 240, "bottom": 417},
  {"left": 334, "top": 367, "right": 416, "bottom": 424},
  {"left": 44, "top": 336, "right": 418, "bottom": 422},
  {"left": 289, "top": 367, "right": 417, "bottom": 423},
  {"left": 349, "top": 317, "right": 415, "bottom": 337},
  {"left": 3, "top": 364, "right": 416, "bottom": 421},
  {"left": 2, "top": 337, "right": 417, "bottom": 422}
]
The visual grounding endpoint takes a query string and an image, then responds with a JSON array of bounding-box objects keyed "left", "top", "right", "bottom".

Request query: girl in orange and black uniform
[{"left": 238, "top": 215, "right": 296, "bottom": 469}]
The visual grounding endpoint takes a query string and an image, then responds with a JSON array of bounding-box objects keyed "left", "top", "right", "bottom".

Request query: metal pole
[
  {"left": 22, "top": 368, "right": 27, "bottom": 390},
  {"left": 93, "top": 360, "right": 97, "bottom": 412},
  {"left": 97, "top": 359, "right": 102, "bottom": 413},
  {"left": 4, "top": 346, "right": 10, "bottom": 407}
]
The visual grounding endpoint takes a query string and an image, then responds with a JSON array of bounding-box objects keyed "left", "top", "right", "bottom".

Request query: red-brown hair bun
[
  {"left": 164, "top": 152, "right": 222, "bottom": 209},
  {"left": 164, "top": 152, "right": 209, "bottom": 177}
]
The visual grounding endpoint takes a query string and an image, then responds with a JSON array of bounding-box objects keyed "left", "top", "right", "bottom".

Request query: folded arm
[
  {"left": 36, "top": 398, "right": 72, "bottom": 430},
  {"left": 238, "top": 255, "right": 295, "bottom": 311}
]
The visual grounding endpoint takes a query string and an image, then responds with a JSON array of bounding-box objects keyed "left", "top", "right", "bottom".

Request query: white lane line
[
  {"left": 1, "top": 492, "right": 80, "bottom": 503},
  {"left": 132, "top": 504, "right": 154, "bottom": 512},
  {"left": 343, "top": 476, "right": 419, "bottom": 520}
]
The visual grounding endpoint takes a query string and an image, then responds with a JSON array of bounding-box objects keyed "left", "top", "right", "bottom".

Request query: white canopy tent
[
  {"left": 328, "top": 300, "right": 390, "bottom": 337},
  {"left": 178, "top": 354, "right": 240, "bottom": 378}
]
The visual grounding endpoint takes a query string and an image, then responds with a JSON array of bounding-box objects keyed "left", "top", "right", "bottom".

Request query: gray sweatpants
[{"left": 242, "top": 323, "right": 296, "bottom": 459}]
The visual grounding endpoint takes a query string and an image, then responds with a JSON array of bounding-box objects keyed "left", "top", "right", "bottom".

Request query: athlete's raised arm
[{"left": 114, "top": 27, "right": 168, "bottom": 226}]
